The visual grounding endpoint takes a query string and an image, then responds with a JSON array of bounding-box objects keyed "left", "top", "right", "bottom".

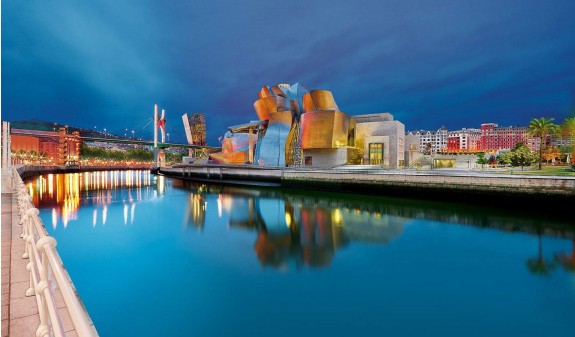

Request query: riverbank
[
  {"left": 160, "top": 164, "right": 575, "bottom": 209},
  {"left": 15, "top": 165, "right": 152, "bottom": 180}
]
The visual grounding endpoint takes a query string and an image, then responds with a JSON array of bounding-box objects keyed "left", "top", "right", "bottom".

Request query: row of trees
[
  {"left": 11, "top": 150, "right": 49, "bottom": 164},
  {"left": 79, "top": 144, "right": 185, "bottom": 164}
]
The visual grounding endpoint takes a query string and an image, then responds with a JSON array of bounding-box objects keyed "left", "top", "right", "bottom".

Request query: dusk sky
[{"left": 3, "top": 0, "right": 575, "bottom": 144}]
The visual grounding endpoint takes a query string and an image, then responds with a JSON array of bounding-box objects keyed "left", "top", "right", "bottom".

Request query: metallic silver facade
[{"left": 256, "top": 111, "right": 292, "bottom": 166}]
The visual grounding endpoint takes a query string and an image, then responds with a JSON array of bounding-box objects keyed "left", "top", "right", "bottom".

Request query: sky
[{"left": 2, "top": 0, "right": 575, "bottom": 145}]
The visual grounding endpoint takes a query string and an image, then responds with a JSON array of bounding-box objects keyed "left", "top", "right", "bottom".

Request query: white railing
[{"left": 12, "top": 167, "right": 98, "bottom": 337}]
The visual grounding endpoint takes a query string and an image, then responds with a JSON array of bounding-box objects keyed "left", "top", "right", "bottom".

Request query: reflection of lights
[
  {"left": 285, "top": 213, "right": 292, "bottom": 228},
  {"left": 130, "top": 203, "right": 135, "bottom": 224},
  {"left": 332, "top": 209, "right": 344, "bottom": 226},
  {"left": 52, "top": 209, "right": 57, "bottom": 229},
  {"left": 29, "top": 170, "right": 153, "bottom": 229},
  {"left": 102, "top": 206, "right": 108, "bottom": 225},
  {"left": 93, "top": 209, "right": 97, "bottom": 227},
  {"left": 124, "top": 205, "right": 128, "bottom": 225},
  {"left": 157, "top": 175, "right": 165, "bottom": 194},
  {"left": 48, "top": 174, "right": 54, "bottom": 196},
  {"left": 84, "top": 173, "right": 89, "bottom": 190},
  {"left": 217, "top": 195, "right": 223, "bottom": 218}
]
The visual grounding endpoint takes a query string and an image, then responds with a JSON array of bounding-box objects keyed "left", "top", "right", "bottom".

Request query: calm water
[{"left": 26, "top": 170, "right": 575, "bottom": 337}]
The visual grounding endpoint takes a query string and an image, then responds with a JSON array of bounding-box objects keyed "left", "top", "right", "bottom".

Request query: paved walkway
[
  {"left": 2, "top": 191, "right": 41, "bottom": 337},
  {"left": 2, "top": 186, "right": 80, "bottom": 336}
]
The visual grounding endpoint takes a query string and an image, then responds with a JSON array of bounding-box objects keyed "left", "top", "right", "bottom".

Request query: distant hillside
[{"left": 10, "top": 119, "right": 126, "bottom": 139}]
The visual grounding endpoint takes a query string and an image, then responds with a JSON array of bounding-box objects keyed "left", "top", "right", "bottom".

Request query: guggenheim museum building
[{"left": 210, "top": 83, "right": 405, "bottom": 169}]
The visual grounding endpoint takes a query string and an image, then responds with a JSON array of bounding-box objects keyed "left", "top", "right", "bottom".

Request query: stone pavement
[
  {"left": 2, "top": 191, "right": 41, "bottom": 337},
  {"left": 2, "top": 188, "right": 81, "bottom": 336}
]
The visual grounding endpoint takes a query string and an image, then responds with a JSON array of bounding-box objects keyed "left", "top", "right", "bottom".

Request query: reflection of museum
[
  {"left": 211, "top": 83, "right": 405, "bottom": 169},
  {"left": 185, "top": 185, "right": 406, "bottom": 269}
]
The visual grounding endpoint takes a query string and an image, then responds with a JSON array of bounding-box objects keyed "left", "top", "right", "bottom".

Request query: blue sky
[{"left": 3, "top": 0, "right": 575, "bottom": 144}]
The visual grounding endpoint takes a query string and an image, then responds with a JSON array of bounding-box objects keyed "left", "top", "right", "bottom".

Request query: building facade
[
  {"left": 212, "top": 83, "right": 406, "bottom": 169},
  {"left": 446, "top": 128, "right": 481, "bottom": 152},
  {"left": 10, "top": 127, "right": 81, "bottom": 165},
  {"left": 480, "top": 123, "right": 536, "bottom": 152}
]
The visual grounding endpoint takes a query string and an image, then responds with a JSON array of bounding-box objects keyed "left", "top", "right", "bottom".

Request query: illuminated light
[
  {"left": 28, "top": 183, "right": 33, "bottom": 197},
  {"left": 52, "top": 209, "right": 58, "bottom": 229},
  {"left": 102, "top": 206, "right": 108, "bottom": 225},
  {"left": 130, "top": 203, "right": 135, "bottom": 224},
  {"left": 123, "top": 205, "right": 128, "bottom": 225},
  {"left": 93, "top": 209, "right": 97, "bottom": 227},
  {"left": 285, "top": 212, "right": 292, "bottom": 228}
]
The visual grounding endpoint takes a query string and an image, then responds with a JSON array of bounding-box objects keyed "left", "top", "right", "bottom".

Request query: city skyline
[{"left": 3, "top": 0, "right": 575, "bottom": 145}]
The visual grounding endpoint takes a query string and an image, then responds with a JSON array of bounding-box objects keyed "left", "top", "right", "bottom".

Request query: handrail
[{"left": 12, "top": 167, "right": 98, "bottom": 337}]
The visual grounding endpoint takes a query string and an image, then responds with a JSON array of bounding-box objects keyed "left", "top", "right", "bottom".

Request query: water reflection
[
  {"left": 26, "top": 170, "right": 156, "bottom": 229},
  {"left": 177, "top": 183, "right": 408, "bottom": 269},
  {"left": 176, "top": 181, "right": 575, "bottom": 272}
]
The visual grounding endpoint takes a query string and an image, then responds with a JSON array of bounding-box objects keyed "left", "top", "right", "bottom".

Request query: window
[
  {"left": 305, "top": 156, "right": 312, "bottom": 166},
  {"left": 369, "top": 143, "right": 384, "bottom": 165}
]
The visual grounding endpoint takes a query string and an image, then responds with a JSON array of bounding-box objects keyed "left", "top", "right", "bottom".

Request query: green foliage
[
  {"left": 476, "top": 152, "right": 488, "bottom": 168},
  {"left": 562, "top": 116, "right": 575, "bottom": 164},
  {"left": 496, "top": 152, "right": 511, "bottom": 166},
  {"left": 528, "top": 117, "right": 560, "bottom": 170},
  {"left": 80, "top": 143, "right": 153, "bottom": 161},
  {"left": 508, "top": 143, "right": 537, "bottom": 170}
]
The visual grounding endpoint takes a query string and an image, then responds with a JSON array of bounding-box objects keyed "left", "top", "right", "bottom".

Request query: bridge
[{"left": 10, "top": 128, "right": 222, "bottom": 151}]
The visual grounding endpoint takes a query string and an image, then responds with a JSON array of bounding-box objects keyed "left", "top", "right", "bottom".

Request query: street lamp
[
  {"left": 167, "top": 133, "right": 170, "bottom": 142},
  {"left": 131, "top": 130, "right": 135, "bottom": 139}
]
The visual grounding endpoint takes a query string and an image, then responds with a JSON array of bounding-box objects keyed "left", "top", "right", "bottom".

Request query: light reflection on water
[{"left": 26, "top": 171, "right": 575, "bottom": 337}]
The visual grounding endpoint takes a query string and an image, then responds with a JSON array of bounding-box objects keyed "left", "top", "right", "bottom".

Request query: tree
[
  {"left": 542, "top": 146, "right": 561, "bottom": 164},
  {"left": 509, "top": 143, "right": 537, "bottom": 170},
  {"left": 496, "top": 152, "right": 511, "bottom": 166},
  {"left": 561, "top": 116, "right": 575, "bottom": 165},
  {"left": 17, "top": 150, "right": 27, "bottom": 164},
  {"left": 38, "top": 152, "right": 47, "bottom": 164},
  {"left": 28, "top": 150, "right": 38, "bottom": 164},
  {"left": 527, "top": 117, "right": 560, "bottom": 170},
  {"left": 476, "top": 152, "right": 488, "bottom": 169}
]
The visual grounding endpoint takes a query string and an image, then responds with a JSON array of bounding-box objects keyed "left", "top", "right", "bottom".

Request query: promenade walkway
[
  {"left": 2, "top": 187, "right": 41, "bottom": 336},
  {"left": 2, "top": 173, "right": 81, "bottom": 337}
]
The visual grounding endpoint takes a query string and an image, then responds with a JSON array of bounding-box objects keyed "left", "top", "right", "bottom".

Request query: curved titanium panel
[
  {"left": 254, "top": 96, "right": 289, "bottom": 121},
  {"left": 271, "top": 85, "right": 288, "bottom": 97},
  {"left": 303, "top": 93, "right": 316, "bottom": 114},
  {"left": 309, "top": 90, "right": 339, "bottom": 112},
  {"left": 301, "top": 111, "right": 350, "bottom": 149},
  {"left": 258, "top": 86, "right": 273, "bottom": 99},
  {"left": 256, "top": 110, "right": 292, "bottom": 166}
]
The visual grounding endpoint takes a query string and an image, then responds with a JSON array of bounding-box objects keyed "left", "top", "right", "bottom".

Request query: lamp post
[
  {"left": 167, "top": 133, "right": 170, "bottom": 142},
  {"left": 131, "top": 130, "right": 135, "bottom": 139}
]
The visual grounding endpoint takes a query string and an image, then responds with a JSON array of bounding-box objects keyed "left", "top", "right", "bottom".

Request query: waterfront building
[
  {"left": 211, "top": 83, "right": 406, "bottom": 169},
  {"left": 406, "top": 126, "right": 448, "bottom": 154},
  {"left": 446, "top": 128, "right": 482, "bottom": 153},
  {"left": 551, "top": 134, "right": 575, "bottom": 148},
  {"left": 353, "top": 113, "right": 405, "bottom": 167},
  {"left": 10, "top": 127, "right": 81, "bottom": 165},
  {"left": 480, "top": 123, "right": 537, "bottom": 152}
]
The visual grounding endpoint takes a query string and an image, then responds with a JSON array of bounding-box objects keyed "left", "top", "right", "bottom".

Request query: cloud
[{"left": 3, "top": 0, "right": 575, "bottom": 144}]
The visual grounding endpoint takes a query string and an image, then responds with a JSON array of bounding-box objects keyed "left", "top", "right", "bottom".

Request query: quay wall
[
  {"left": 160, "top": 165, "right": 575, "bottom": 207},
  {"left": 16, "top": 165, "right": 151, "bottom": 180}
]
